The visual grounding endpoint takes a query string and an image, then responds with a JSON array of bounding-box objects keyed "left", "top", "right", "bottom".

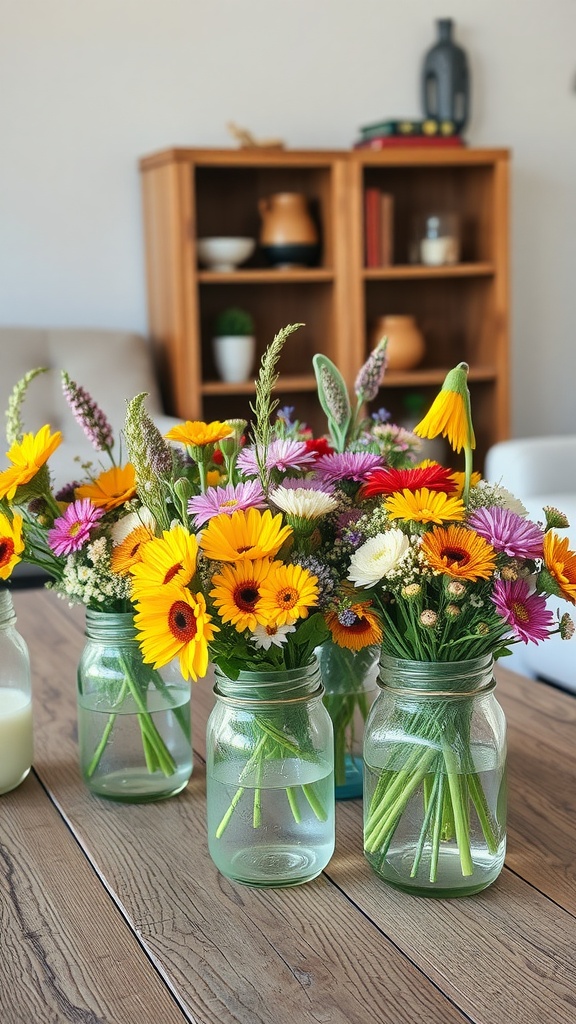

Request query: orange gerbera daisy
[
  {"left": 258, "top": 562, "right": 319, "bottom": 626},
  {"left": 165, "top": 420, "right": 233, "bottom": 448},
  {"left": 75, "top": 464, "right": 137, "bottom": 511},
  {"left": 0, "top": 425, "right": 62, "bottom": 500},
  {"left": 543, "top": 531, "right": 576, "bottom": 605},
  {"left": 210, "top": 558, "right": 272, "bottom": 632},
  {"left": 421, "top": 524, "right": 497, "bottom": 581},
  {"left": 199, "top": 508, "right": 292, "bottom": 563},
  {"left": 326, "top": 604, "right": 383, "bottom": 651},
  {"left": 384, "top": 488, "right": 465, "bottom": 525}
]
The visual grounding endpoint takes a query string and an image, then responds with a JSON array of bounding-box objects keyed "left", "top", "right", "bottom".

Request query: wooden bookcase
[{"left": 139, "top": 145, "right": 510, "bottom": 465}]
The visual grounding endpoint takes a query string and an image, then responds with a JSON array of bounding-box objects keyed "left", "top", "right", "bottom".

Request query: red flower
[
  {"left": 304, "top": 438, "right": 334, "bottom": 460},
  {"left": 212, "top": 448, "right": 224, "bottom": 465},
  {"left": 360, "top": 464, "right": 457, "bottom": 499}
]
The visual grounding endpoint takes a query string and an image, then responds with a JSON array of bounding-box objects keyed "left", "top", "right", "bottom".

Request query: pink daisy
[
  {"left": 492, "top": 578, "right": 554, "bottom": 644},
  {"left": 237, "top": 439, "right": 318, "bottom": 477},
  {"left": 188, "top": 480, "right": 266, "bottom": 527},
  {"left": 468, "top": 506, "right": 544, "bottom": 560},
  {"left": 314, "top": 451, "right": 384, "bottom": 483},
  {"left": 48, "top": 499, "right": 105, "bottom": 556}
]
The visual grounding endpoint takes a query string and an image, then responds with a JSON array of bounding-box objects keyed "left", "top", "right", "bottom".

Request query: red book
[
  {"left": 380, "top": 192, "right": 394, "bottom": 266},
  {"left": 364, "top": 187, "right": 381, "bottom": 267},
  {"left": 354, "top": 135, "right": 466, "bottom": 150}
]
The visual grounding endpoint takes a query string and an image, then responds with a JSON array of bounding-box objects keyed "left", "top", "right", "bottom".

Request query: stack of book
[
  {"left": 364, "top": 188, "right": 394, "bottom": 268},
  {"left": 354, "top": 118, "right": 466, "bottom": 150}
]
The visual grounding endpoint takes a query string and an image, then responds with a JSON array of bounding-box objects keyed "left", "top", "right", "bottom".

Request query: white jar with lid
[{"left": 0, "top": 589, "right": 33, "bottom": 794}]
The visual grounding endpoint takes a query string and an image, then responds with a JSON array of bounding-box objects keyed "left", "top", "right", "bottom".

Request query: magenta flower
[
  {"left": 188, "top": 480, "right": 266, "bottom": 527},
  {"left": 61, "top": 372, "right": 114, "bottom": 452},
  {"left": 237, "top": 439, "right": 317, "bottom": 477},
  {"left": 468, "top": 506, "right": 544, "bottom": 560},
  {"left": 492, "top": 578, "right": 554, "bottom": 644},
  {"left": 48, "top": 499, "right": 105, "bottom": 556},
  {"left": 314, "top": 451, "right": 384, "bottom": 483}
]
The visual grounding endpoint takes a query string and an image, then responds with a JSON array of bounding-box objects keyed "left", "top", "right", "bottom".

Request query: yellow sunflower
[
  {"left": 421, "top": 524, "right": 497, "bottom": 581},
  {"left": 165, "top": 420, "right": 233, "bottom": 448},
  {"left": 384, "top": 487, "right": 465, "bottom": 525},
  {"left": 325, "top": 603, "right": 383, "bottom": 651},
  {"left": 258, "top": 562, "right": 319, "bottom": 626},
  {"left": 210, "top": 558, "right": 272, "bottom": 632},
  {"left": 130, "top": 524, "right": 198, "bottom": 596},
  {"left": 199, "top": 507, "right": 292, "bottom": 563},
  {"left": 450, "top": 470, "right": 482, "bottom": 498},
  {"left": 0, "top": 425, "right": 62, "bottom": 500},
  {"left": 543, "top": 531, "right": 576, "bottom": 605},
  {"left": 134, "top": 584, "right": 218, "bottom": 681},
  {"left": 0, "top": 512, "right": 24, "bottom": 579},
  {"left": 414, "top": 364, "right": 475, "bottom": 454},
  {"left": 75, "top": 464, "right": 137, "bottom": 511}
]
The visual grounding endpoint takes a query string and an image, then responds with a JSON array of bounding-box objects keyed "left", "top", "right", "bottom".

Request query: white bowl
[{"left": 197, "top": 236, "right": 255, "bottom": 271}]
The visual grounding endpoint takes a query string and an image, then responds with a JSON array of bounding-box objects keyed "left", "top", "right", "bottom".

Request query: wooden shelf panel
[
  {"left": 202, "top": 374, "right": 318, "bottom": 396},
  {"left": 198, "top": 268, "right": 334, "bottom": 284},
  {"left": 382, "top": 366, "right": 498, "bottom": 387},
  {"left": 363, "top": 262, "right": 495, "bottom": 281}
]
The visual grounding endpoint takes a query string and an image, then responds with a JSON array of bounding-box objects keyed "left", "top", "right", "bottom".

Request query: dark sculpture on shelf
[{"left": 421, "top": 18, "right": 470, "bottom": 132}]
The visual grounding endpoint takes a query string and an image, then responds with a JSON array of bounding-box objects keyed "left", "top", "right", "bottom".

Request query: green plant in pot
[{"left": 213, "top": 307, "right": 256, "bottom": 384}]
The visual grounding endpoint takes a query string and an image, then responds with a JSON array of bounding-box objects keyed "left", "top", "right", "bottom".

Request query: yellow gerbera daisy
[
  {"left": 543, "top": 531, "right": 576, "bottom": 605},
  {"left": 258, "top": 562, "right": 319, "bottom": 626},
  {"left": 130, "top": 523, "right": 198, "bottom": 596},
  {"left": 450, "top": 470, "right": 482, "bottom": 498},
  {"left": 0, "top": 425, "right": 62, "bottom": 500},
  {"left": 165, "top": 420, "right": 233, "bottom": 448},
  {"left": 199, "top": 508, "right": 292, "bottom": 563},
  {"left": 384, "top": 487, "right": 465, "bottom": 525},
  {"left": 414, "top": 363, "right": 476, "bottom": 454},
  {"left": 210, "top": 558, "right": 272, "bottom": 632},
  {"left": 0, "top": 512, "right": 24, "bottom": 579},
  {"left": 75, "top": 464, "right": 137, "bottom": 511},
  {"left": 326, "top": 604, "right": 383, "bottom": 651},
  {"left": 421, "top": 524, "right": 497, "bottom": 581},
  {"left": 134, "top": 584, "right": 218, "bottom": 681}
]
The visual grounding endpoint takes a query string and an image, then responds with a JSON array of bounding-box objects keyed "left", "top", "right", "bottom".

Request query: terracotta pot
[
  {"left": 371, "top": 315, "right": 425, "bottom": 372},
  {"left": 258, "top": 192, "right": 319, "bottom": 267}
]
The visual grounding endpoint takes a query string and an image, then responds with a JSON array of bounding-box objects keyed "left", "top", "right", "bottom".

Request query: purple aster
[
  {"left": 47, "top": 499, "right": 105, "bottom": 557},
  {"left": 237, "top": 439, "right": 317, "bottom": 477},
  {"left": 468, "top": 506, "right": 544, "bottom": 560},
  {"left": 187, "top": 480, "right": 266, "bottom": 527},
  {"left": 314, "top": 451, "right": 384, "bottom": 483},
  {"left": 492, "top": 578, "right": 554, "bottom": 644},
  {"left": 279, "top": 475, "right": 336, "bottom": 494}
]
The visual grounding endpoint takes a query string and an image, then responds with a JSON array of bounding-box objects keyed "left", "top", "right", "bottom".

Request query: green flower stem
[
  {"left": 410, "top": 767, "right": 441, "bottom": 878},
  {"left": 85, "top": 678, "right": 128, "bottom": 778},
  {"left": 286, "top": 787, "right": 302, "bottom": 823},
  {"left": 441, "top": 740, "right": 473, "bottom": 876},
  {"left": 119, "top": 654, "right": 177, "bottom": 777},
  {"left": 302, "top": 783, "right": 328, "bottom": 821},
  {"left": 215, "top": 786, "right": 245, "bottom": 838},
  {"left": 466, "top": 771, "right": 500, "bottom": 854},
  {"left": 430, "top": 773, "right": 445, "bottom": 883},
  {"left": 365, "top": 747, "right": 437, "bottom": 852}
]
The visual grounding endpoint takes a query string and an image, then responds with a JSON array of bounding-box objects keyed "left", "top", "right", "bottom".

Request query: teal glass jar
[
  {"left": 77, "top": 609, "right": 192, "bottom": 801},
  {"left": 206, "top": 661, "right": 335, "bottom": 887},
  {"left": 363, "top": 654, "right": 507, "bottom": 897},
  {"left": 316, "top": 641, "right": 379, "bottom": 799},
  {"left": 0, "top": 589, "right": 33, "bottom": 795}
]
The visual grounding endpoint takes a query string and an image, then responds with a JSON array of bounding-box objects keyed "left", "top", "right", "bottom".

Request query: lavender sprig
[
  {"left": 61, "top": 371, "right": 115, "bottom": 457},
  {"left": 355, "top": 338, "right": 388, "bottom": 403}
]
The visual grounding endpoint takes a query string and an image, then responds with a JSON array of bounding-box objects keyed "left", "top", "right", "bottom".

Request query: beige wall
[{"left": 1, "top": 0, "right": 575, "bottom": 437}]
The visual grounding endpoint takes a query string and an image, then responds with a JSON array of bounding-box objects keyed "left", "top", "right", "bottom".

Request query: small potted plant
[{"left": 212, "top": 307, "right": 256, "bottom": 384}]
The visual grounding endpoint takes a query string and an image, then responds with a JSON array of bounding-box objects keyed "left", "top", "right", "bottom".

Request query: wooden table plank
[{"left": 0, "top": 771, "right": 188, "bottom": 1024}]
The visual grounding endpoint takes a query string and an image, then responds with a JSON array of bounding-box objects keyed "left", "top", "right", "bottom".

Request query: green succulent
[{"left": 214, "top": 307, "right": 254, "bottom": 336}]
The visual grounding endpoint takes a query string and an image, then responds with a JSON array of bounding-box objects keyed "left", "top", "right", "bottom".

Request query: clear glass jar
[
  {"left": 206, "top": 661, "right": 334, "bottom": 887},
  {"left": 0, "top": 589, "right": 33, "bottom": 795},
  {"left": 412, "top": 211, "right": 460, "bottom": 265},
  {"left": 316, "top": 641, "right": 379, "bottom": 799},
  {"left": 77, "top": 609, "right": 192, "bottom": 802},
  {"left": 364, "top": 654, "right": 506, "bottom": 897}
]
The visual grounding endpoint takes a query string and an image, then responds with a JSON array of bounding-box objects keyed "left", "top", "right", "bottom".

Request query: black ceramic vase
[{"left": 421, "top": 19, "right": 470, "bottom": 132}]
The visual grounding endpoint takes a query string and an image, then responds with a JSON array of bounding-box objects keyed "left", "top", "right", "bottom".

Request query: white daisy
[
  {"left": 251, "top": 622, "right": 297, "bottom": 650},
  {"left": 269, "top": 486, "right": 338, "bottom": 520},
  {"left": 348, "top": 529, "right": 410, "bottom": 588}
]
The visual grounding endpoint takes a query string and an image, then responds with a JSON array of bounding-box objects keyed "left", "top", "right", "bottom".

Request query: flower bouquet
[
  {"left": 342, "top": 363, "right": 576, "bottom": 893},
  {"left": 0, "top": 369, "right": 193, "bottom": 800}
]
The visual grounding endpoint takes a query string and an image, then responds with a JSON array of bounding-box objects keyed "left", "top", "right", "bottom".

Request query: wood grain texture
[{"left": 0, "top": 772, "right": 187, "bottom": 1024}]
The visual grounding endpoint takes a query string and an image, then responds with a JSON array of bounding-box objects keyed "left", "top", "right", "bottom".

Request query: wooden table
[{"left": 2, "top": 589, "right": 576, "bottom": 1024}]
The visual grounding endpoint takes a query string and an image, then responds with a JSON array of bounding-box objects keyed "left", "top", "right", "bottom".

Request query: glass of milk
[{"left": 0, "top": 589, "right": 33, "bottom": 795}]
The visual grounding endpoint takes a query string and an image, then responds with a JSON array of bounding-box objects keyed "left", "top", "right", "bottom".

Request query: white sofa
[
  {"left": 485, "top": 436, "right": 576, "bottom": 693},
  {"left": 0, "top": 327, "right": 179, "bottom": 490}
]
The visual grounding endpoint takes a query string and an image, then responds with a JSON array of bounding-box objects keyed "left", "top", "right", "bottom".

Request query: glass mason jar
[
  {"left": 206, "top": 660, "right": 335, "bottom": 887},
  {"left": 363, "top": 654, "right": 506, "bottom": 897},
  {"left": 77, "top": 609, "right": 192, "bottom": 802},
  {"left": 316, "top": 641, "right": 379, "bottom": 799},
  {"left": 0, "top": 589, "right": 33, "bottom": 795}
]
